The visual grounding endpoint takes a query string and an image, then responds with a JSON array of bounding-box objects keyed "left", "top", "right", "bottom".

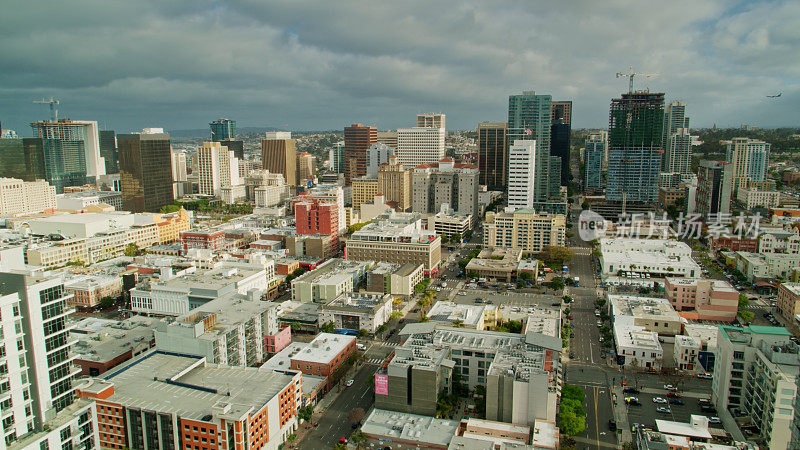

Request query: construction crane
[
  {"left": 34, "top": 97, "right": 59, "bottom": 122},
  {"left": 616, "top": 67, "right": 658, "bottom": 93}
]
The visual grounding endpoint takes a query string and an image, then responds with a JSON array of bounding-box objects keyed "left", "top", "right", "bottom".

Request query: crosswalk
[
  {"left": 365, "top": 358, "right": 386, "bottom": 365},
  {"left": 572, "top": 247, "right": 593, "bottom": 256}
]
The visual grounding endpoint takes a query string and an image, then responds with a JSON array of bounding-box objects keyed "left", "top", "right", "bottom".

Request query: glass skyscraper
[
  {"left": 0, "top": 137, "right": 46, "bottom": 181},
  {"left": 606, "top": 92, "right": 665, "bottom": 203},
  {"left": 507, "top": 91, "right": 552, "bottom": 202},
  {"left": 99, "top": 130, "right": 119, "bottom": 174},
  {"left": 210, "top": 118, "right": 236, "bottom": 142},
  {"left": 119, "top": 131, "right": 175, "bottom": 212},
  {"left": 477, "top": 122, "right": 507, "bottom": 190},
  {"left": 30, "top": 120, "right": 102, "bottom": 193},
  {"left": 584, "top": 134, "right": 605, "bottom": 194}
]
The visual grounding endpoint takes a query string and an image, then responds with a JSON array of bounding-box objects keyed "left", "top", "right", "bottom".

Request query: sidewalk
[{"left": 611, "top": 386, "right": 631, "bottom": 444}]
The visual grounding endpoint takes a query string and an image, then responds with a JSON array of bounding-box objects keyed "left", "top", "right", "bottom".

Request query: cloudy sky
[{"left": 1, "top": 0, "right": 798, "bottom": 134}]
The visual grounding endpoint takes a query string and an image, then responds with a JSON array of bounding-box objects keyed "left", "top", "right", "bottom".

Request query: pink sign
[{"left": 375, "top": 374, "right": 388, "bottom": 395}]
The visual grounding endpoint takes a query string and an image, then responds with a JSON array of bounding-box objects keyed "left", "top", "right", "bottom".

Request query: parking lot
[{"left": 623, "top": 388, "right": 720, "bottom": 432}]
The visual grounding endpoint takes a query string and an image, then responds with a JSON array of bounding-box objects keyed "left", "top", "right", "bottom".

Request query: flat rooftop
[
  {"left": 782, "top": 283, "right": 800, "bottom": 296},
  {"left": 361, "top": 408, "right": 459, "bottom": 447},
  {"left": 290, "top": 333, "right": 355, "bottom": 364},
  {"left": 322, "top": 292, "right": 391, "bottom": 311},
  {"left": 666, "top": 277, "right": 737, "bottom": 292},
  {"left": 532, "top": 419, "right": 559, "bottom": 449},
  {"left": 610, "top": 295, "right": 681, "bottom": 322},
  {"left": 83, "top": 352, "right": 296, "bottom": 421},
  {"left": 291, "top": 258, "right": 369, "bottom": 284},
  {"left": 168, "top": 293, "right": 274, "bottom": 341},
  {"left": 427, "top": 301, "right": 485, "bottom": 328},
  {"left": 72, "top": 316, "right": 160, "bottom": 363}
]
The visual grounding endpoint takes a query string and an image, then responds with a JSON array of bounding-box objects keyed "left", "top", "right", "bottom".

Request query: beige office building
[
  {"left": 416, "top": 113, "right": 446, "bottom": 129},
  {"left": 377, "top": 131, "right": 398, "bottom": 150},
  {"left": 377, "top": 155, "right": 412, "bottom": 211},
  {"left": 297, "top": 152, "right": 316, "bottom": 185},
  {"left": 352, "top": 177, "right": 379, "bottom": 210},
  {"left": 483, "top": 209, "right": 566, "bottom": 253},
  {"left": 0, "top": 178, "right": 56, "bottom": 216},
  {"left": 262, "top": 131, "right": 297, "bottom": 185}
]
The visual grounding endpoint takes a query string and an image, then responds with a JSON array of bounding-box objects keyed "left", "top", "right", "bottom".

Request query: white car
[
  {"left": 346, "top": 379, "right": 354, "bottom": 387},
  {"left": 652, "top": 397, "right": 667, "bottom": 404},
  {"left": 708, "top": 417, "right": 721, "bottom": 424},
  {"left": 664, "top": 384, "right": 677, "bottom": 391}
]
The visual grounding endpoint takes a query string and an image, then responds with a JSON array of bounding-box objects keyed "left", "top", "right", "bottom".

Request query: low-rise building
[
  {"left": 365, "top": 262, "right": 424, "bottom": 296},
  {"left": 345, "top": 211, "right": 442, "bottom": 275},
  {"left": 71, "top": 316, "right": 159, "bottom": 376},
  {"left": 77, "top": 352, "right": 301, "bottom": 450},
  {"left": 683, "top": 324, "right": 719, "bottom": 373},
  {"left": 65, "top": 274, "right": 124, "bottom": 308},
  {"left": 258, "top": 343, "right": 327, "bottom": 406},
  {"left": 733, "top": 251, "right": 800, "bottom": 282},
  {"left": 291, "top": 258, "right": 371, "bottom": 303},
  {"left": 736, "top": 186, "right": 781, "bottom": 210},
  {"left": 465, "top": 248, "right": 523, "bottom": 282},
  {"left": 483, "top": 208, "right": 566, "bottom": 253},
  {"left": 613, "top": 320, "right": 663, "bottom": 370},
  {"left": 609, "top": 294, "right": 682, "bottom": 336},
  {"left": 361, "top": 409, "right": 459, "bottom": 450},
  {"left": 713, "top": 325, "right": 799, "bottom": 450},
  {"left": 777, "top": 282, "right": 800, "bottom": 322},
  {"left": 600, "top": 238, "right": 700, "bottom": 278},
  {"left": 154, "top": 290, "right": 282, "bottom": 367},
  {"left": 674, "top": 334, "right": 701, "bottom": 371},
  {"left": 485, "top": 350, "right": 559, "bottom": 425},
  {"left": 180, "top": 228, "right": 226, "bottom": 253},
  {"left": 427, "top": 301, "right": 487, "bottom": 329},
  {"left": 289, "top": 333, "right": 356, "bottom": 390},
  {"left": 318, "top": 292, "right": 393, "bottom": 333},
  {"left": 427, "top": 205, "right": 473, "bottom": 238},
  {"left": 665, "top": 277, "right": 739, "bottom": 322}
]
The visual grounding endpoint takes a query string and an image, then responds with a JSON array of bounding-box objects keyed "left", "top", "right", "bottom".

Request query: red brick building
[
  {"left": 295, "top": 199, "right": 339, "bottom": 255},
  {"left": 180, "top": 229, "right": 226, "bottom": 253},
  {"left": 290, "top": 333, "right": 356, "bottom": 391},
  {"left": 707, "top": 235, "right": 758, "bottom": 252}
]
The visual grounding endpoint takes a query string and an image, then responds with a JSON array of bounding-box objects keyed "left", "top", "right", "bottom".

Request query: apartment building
[
  {"left": 294, "top": 199, "right": 339, "bottom": 255},
  {"left": 776, "top": 283, "right": 800, "bottom": 322},
  {"left": 197, "top": 141, "right": 241, "bottom": 199},
  {"left": 713, "top": 325, "right": 798, "bottom": 450},
  {"left": 155, "top": 291, "right": 281, "bottom": 367},
  {"left": 377, "top": 155, "right": 412, "bottom": 212},
  {"left": 290, "top": 258, "right": 371, "bottom": 303},
  {"left": 0, "top": 177, "right": 56, "bottom": 216},
  {"left": 0, "top": 271, "right": 100, "bottom": 449},
  {"left": 665, "top": 277, "right": 739, "bottom": 322},
  {"left": 345, "top": 211, "right": 441, "bottom": 275},
  {"left": 64, "top": 274, "right": 123, "bottom": 308},
  {"left": 289, "top": 333, "right": 356, "bottom": 389},
  {"left": 77, "top": 352, "right": 301, "bottom": 450},
  {"left": 351, "top": 176, "right": 379, "bottom": 210},
  {"left": 482, "top": 209, "right": 566, "bottom": 253},
  {"left": 396, "top": 127, "right": 446, "bottom": 169},
  {"left": 365, "top": 262, "right": 424, "bottom": 297},
  {"left": 318, "top": 292, "right": 393, "bottom": 333},
  {"left": 725, "top": 138, "right": 770, "bottom": 194},
  {"left": 412, "top": 158, "right": 479, "bottom": 219},
  {"left": 296, "top": 152, "right": 316, "bottom": 185},
  {"left": 737, "top": 186, "right": 781, "bottom": 210}
]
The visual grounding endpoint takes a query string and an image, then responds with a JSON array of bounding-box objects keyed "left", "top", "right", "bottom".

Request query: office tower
[
  {"left": 329, "top": 141, "right": 345, "bottom": 174},
  {"left": 725, "top": 138, "right": 770, "bottom": 193},
  {"left": 30, "top": 119, "right": 106, "bottom": 193},
  {"left": 550, "top": 123, "right": 570, "bottom": 185},
  {"left": 416, "top": 113, "right": 446, "bottom": 129},
  {"left": 551, "top": 101, "right": 572, "bottom": 125},
  {"left": 171, "top": 151, "right": 188, "bottom": 197},
  {"left": 477, "top": 122, "right": 507, "bottom": 190},
  {"left": 377, "top": 131, "right": 398, "bottom": 149},
  {"left": 197, "top": 141, "right": 241, "bottom": 197},
  {"left": 412, "top": 158, "right": 479, "bottom": 218},
  {"left": 209, "top": 118, "right": 236, "bottom": 142},
  {"left": 344, "top": 124, "right": 377, "bottom": 185},
  {"left": 396, "top": 127, "right": 446, "bottom": 169},
  {"left": 606, "top": 92, "right": 665, "bottom": 203},
  {"left": 584, "top": 134, "right": 605, "bottom": 194},
  {"left": 118, "top": 129, "right": 175, "bottom": 212},
  {"left": 662, "top": 101, "right": 692, "bottom": 175},
  {"left": 261, "top": 131, "right": 297, "bottom": 186},
  {"left": 366, "top": 143, "right": 395, "bottom": 177},
  {"left": 507, "top": 91, "right": 552, "bottom": 202},
  {"left": 0, "top": 178, "right": 56, "bottom": 215},
  {"left": 549, "top": 155, "right": 562, "bottom": 197},
  {"left": 99, "top": 130, "right": 119, "bottom": 174},
  {"left": 0, "top": 271, "right": 99, "bottom": 448},
  {"left": 696, "top": 160, "right": 733, "bottom": 218},
  {"left": 378, "top": 155, "right": 412, "bottom": 211},
  {"left": 221, "top": 138, "right": 245, "bottom": 159},
  {"left": 507, "top": 140, "right": 537, "bottom": 209},
  {"left": 297, "top": 152, "right": 316, "bottom": 185},
  {"left": 0, "top": 137, "right": 46, "bottom": 181}
]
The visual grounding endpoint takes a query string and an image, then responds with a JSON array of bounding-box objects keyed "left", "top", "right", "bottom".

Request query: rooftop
[
  {"left": 609, "top": 295, "right": 681, "bottom": 322},
  {"left": 361, "top": 408, "right": 459, "bottom": 447},
  {"left": 427, "top": 301, "right": 486, "bottom": 328},
  {"left": 290, "top": 333, "right": 355, "bottom": 364},
  {"left": 321, "top": 292, "right": 392, "bottom": 312},
  {"left": 781, "top": 283, "right": 800, "bottom": 296},
  {"left": 655, "top": 415, "right": 712, "bottom": 440},
  {"left": 164, "top": 292, "right": 275, "bottom": 341},
  {"left": 291, "top": 258, "right": 370, "bottom": 285},
  {"left": 71, "top": 316, "right": 160, "bottom": 363}
]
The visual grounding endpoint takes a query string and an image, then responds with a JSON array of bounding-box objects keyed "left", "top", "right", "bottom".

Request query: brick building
[
  {"left": 289, "top": 333, "right": 356, "bottom": 390},
  {"left": 180, "top": 228, "right": 226, "bottom": 253}
]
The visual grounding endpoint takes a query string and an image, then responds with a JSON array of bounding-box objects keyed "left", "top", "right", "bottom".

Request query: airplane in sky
[{"left": 766, "top": 92, "right": 782, "bottom": 98}]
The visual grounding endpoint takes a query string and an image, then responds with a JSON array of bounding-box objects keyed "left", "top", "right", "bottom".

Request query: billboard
[{"left": 375, "top": 373, "right": 388, "bottom": 395}]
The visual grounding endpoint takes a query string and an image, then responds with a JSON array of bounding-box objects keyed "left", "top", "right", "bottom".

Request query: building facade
[
  {"left": 396, "top": 127, "right": 446, "bottom": 169},
  {"left": 507, "top": 91, "right": 552, "bottom": 202},
  {"left": 412, "top": 159, "right": 479, "bottom": 219},
  {"left": 662, "top": 101, "right": 693, "bottom": 175},
  {"left": 197, "top": 141, "right": 241, "bottom": 198},
  {"left": 261, "top": 132, "right": 297, "bottom": 186},
  {"left": 377, "top": 155, "right": 412, "bottom": 211},
  {"left": 507, "top": 140, "right": 537, "bottom": 209},
  {"left": 344, "top": 124, "right": 377, "bottom": 185},
  {"left": 119, "top": 130, "right": 175, "bottom": 213},
  {"left": 584, "top": 134, "right": 605, "bottom": 194},
  {"left": 483, "top": 209, "right": 566, "bottom": 253},
  {"left": 477, "top": 122, "right": 507, "bottom": 190},
  {"left": 209, "top": 118, "right": 236, "bottom": 141},
  {"left": 30, "top": 119, "right": 105, "bottom": 193},
  {"left": 696, "top": 160, "right": 733, "bottom": 218},
  {"left": 725, "top": 138, "right": 770, "bottom": 194},
  {"left": 0, "top": 177, "right": 56, "bottom": 216}
]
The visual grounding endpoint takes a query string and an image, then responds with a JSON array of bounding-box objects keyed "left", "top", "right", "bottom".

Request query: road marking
[{"left": 594, "top": 385, "right": 600, "bottom": 449}]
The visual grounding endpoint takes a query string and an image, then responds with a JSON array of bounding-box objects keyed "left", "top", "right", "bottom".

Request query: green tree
[
  {"left": 376, "top": 324, "right": 388, "bottom": 335},
  {"left": 320, "top": 321, "right": 336, "bottom": 333},
  {"left": 298, "top": 406, "right": 313, "bottom": 422},
  {"left": 738, "top": 294, "right": 750, "bottom": 309},
  {"left": 99, "top": 296, "right": 115, "bottom": 309},
  {"left": 124, "top": 243, "right": 140, "bottom": 257},
  {"left": 738, "top": 310, "right": 754, "bottom": 323},
  {"left": 467, "top": 270, "right": 478, "bottom": 279},
  {"left": 451, "top": 319, "right": 464, "bottom": 328},
  {"left": 160, "top": 204, "right": 181, "bottom": 214},
  {"left": 549, "top": 278, "right": 565, "bottom": 291},
  {"left": 357, "top": 329, "right": 369, "bottom": 338},
  {"left": 539, "top": 246, "right": 573, "bottom": 265},
  {"left": 389, "top": 312, "right": 402, "bottom": 321}
]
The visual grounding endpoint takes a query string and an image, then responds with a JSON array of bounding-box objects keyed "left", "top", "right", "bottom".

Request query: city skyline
[{"left": 1, "top": 1, "right": 798, "bottom": 134}]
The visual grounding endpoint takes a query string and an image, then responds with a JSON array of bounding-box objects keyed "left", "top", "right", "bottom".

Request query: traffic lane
[{"left": 576, "top": 383, "right": 617, "bottom": 448}]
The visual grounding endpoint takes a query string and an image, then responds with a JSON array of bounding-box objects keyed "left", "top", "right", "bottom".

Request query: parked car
[
  {"left": 653, "top": 397, "right": 667, "bottom": 404},
  {"left": 708, "top": 417, "right": 721, "bottom": 424},
  {"left": 666, "top": 392, "right": 682, "bottom": 398},
  {"left": 669, "top": 398, "right": 685, "bottom": 405},
  {"left": 701, "top": 405, "right": 716, "bottom": 413},
  {"left": 608, "top": 419, "right": 617, "bottom": 431},
  {"left": 623, "top": 387, "right": 640, "bottom": 394},
  {"left": 625, "top": 397, "right": 641, "bottom": 406},
  {"left": 697, "top": 373, "right": 713, "bottom": 379},
  {"left": 346, "top": 379, "right": 354, "bottom": 387},
  {"left": 664, "top": 384, "right": 677, "bottom": 390},
  {"left": 656, "top": 407, "right": 671, "bottom": 413}
]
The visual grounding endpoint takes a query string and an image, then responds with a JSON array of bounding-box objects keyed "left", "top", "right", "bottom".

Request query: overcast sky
[{"left": 1, "top": 0, "right": 798, "bottom": 134}]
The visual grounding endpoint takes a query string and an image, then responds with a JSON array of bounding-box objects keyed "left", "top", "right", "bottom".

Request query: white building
[
  {"left": 307, "top": 184, "right": 347, "bottom": 233},
  {"left": 0, "top": 271, "right": 100, "bottom": 449},
  {"left": 0, "top": 178, "right": 56, "bottom": 216},
  {"left": 397, "top": 127, "right": 446, "bottom": 169},
  {"left": 427, "top": 301, "right": 486, "bottom": 329},
  {"left": 426, "top": 205, "right": 472, "bottom": 239},
  {"left": 613, "top": 319, "right": 663, "bottom": 370},
  {"left": 197, "top": 141, "right": 242, "bottom": 200},
  {"left": 733, "top": 251, "right": 800, "bottom": 281},
  {"left": 291, "top": 258, "right": 371, "bottom": 303},
  {"left": 483, "top": 209, "right": 566, "bottom": 253},
  {"left": 609, "top": 294, "right": 682, "bottom": 336},
  {"left": 507, "top": 140, "right": 537, "bottom": 209},
  {"left": 599, "top": 238, "right": 700, "bottom": 278},
  {"left": 317, "top": 292, "right": 393, "bottom": 333},
  {"left": 366, "top": 143, "right": 395, "bottom": 177},
  {"left": 674, "top": 335, "right": 701, "bottom": 371},
  {"left": 737, "top": 186, "right": 781, "bottom": 210}
]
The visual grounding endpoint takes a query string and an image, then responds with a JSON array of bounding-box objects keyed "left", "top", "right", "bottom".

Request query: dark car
[
  {"left": 669, "top": 398, "right": 685, "bottom": 405},
  {"left": 701, "top": 405, "right": 716, "bottom": 413},
  {"left": 667, "top": 392, "right": 682, "bottom": 398},
  {"left": 623, "top": 387, "right": 640, "bottom": 394},
  {"left": 608, "top": 419, "right": 617, "bottom": 431}
]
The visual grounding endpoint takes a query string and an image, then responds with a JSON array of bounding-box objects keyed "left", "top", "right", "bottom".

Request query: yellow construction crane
[
  {"left": 616, "top": 67, "right": 658, "bottom": 93},
  {"left": 34, "top": 97, "right": 59, "bottom": 121}
]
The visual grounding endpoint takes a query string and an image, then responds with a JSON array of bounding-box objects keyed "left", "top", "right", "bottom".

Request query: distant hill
[{"left": 167, "top": 126, "right": 284, "bottom": 138}]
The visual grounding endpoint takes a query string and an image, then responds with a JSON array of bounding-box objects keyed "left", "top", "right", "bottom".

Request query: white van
[{"left": 356, "top": 343, "right": 367, "bottom": 351}]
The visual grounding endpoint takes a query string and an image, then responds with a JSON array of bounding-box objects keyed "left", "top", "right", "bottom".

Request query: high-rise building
[
  {"left": 197, "top": 141, "right": 241, "bottom": 197},
  {"left": 507, "top": 140, "right": 537, "bottom": 209},
  {"left": 0, "top": 137, "right": 46, "bottom": 181},
  {"left": 412, "top": 158, "right": 479, "bottom": 218},
  {"left": 483, "top": 209, "right": 566, "bottom": 253},
  {"left": 551, "top": 100, "right": 572, "bottom": 186},
  {"left": 507, "top": 91, "right": 552, "bottom": 202},
  {"left": 118, "top": 129, "right": 175, "bottom": 212},
  {"left": 551, "top": 101, "right": 572, "bottom": 125},
  {"left": 584, "top": 134, "right": 605, "bottom": 194},
  {"left": 0, "top": 271, "right": 100, "bottom": 449},
  {"left": 416, "top": 113, "right": 446, "bottom": 129},
  {"left": 220, "top": 138, "right": 244, "bottom": 159},
  {"left": 209, "top": 118, "right": 236, "bottom": 141},
  {"left": 171, "top": 151, "right": 188, "bottom": 197},
  {"left": 344, "top": 124, "right": 377, "bottom": 185},
  {"left": 30, "top": 119, "right": 106, "bottom": 193},
  {"left": 725, "top": 137, "right": 770, "bottom": 194},
  {"left": 262, "top": 131, "right": 297, "bottom": 186},
  {"left": 396, "top": 127, "right": 446, "bottom": 169},
  {"left": 549, "top": 155, "right": 562, "bottom": 197},
  {"left": 295, "top": 199, "right": 340, "bottom": 253},
  {"left": 378, "top": 155, "right": 412, "bottom": 211},
  {"left": 351, "top": 177, "right": 379, "bottom": 210},
  {"left": 297, "top": 152, "right": 316, "bottom": 185},
  {"left": 696, "top": 160, "right": 733, "bottom": 218},
  {"left": 329, "top": 141, "right": 345, "bottom": 173},
  {"left": 662, "top": 101, "right": 692, "bottom": 175},
  {"left": 477, "top": 122, "right": 507, "bottom": 190},
  {"left": 377, "top": 131, "right": 398, "bottom": 150},
  {"left": 606, "top": 92, "right": 665, "bottom": 203},
  {"left": 366, "top": 143, "right": 395, "bottom": 177},
  {"left": 0, "top": 178, "right": 56, "bottom": 216},
  {"left": 99, "top": 130, "right": 119, "bottom": 174}
]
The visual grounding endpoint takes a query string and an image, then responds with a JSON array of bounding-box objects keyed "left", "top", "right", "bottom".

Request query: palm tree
[{"left": 451, "top": 319, "right": 464, "bottom": 328}]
